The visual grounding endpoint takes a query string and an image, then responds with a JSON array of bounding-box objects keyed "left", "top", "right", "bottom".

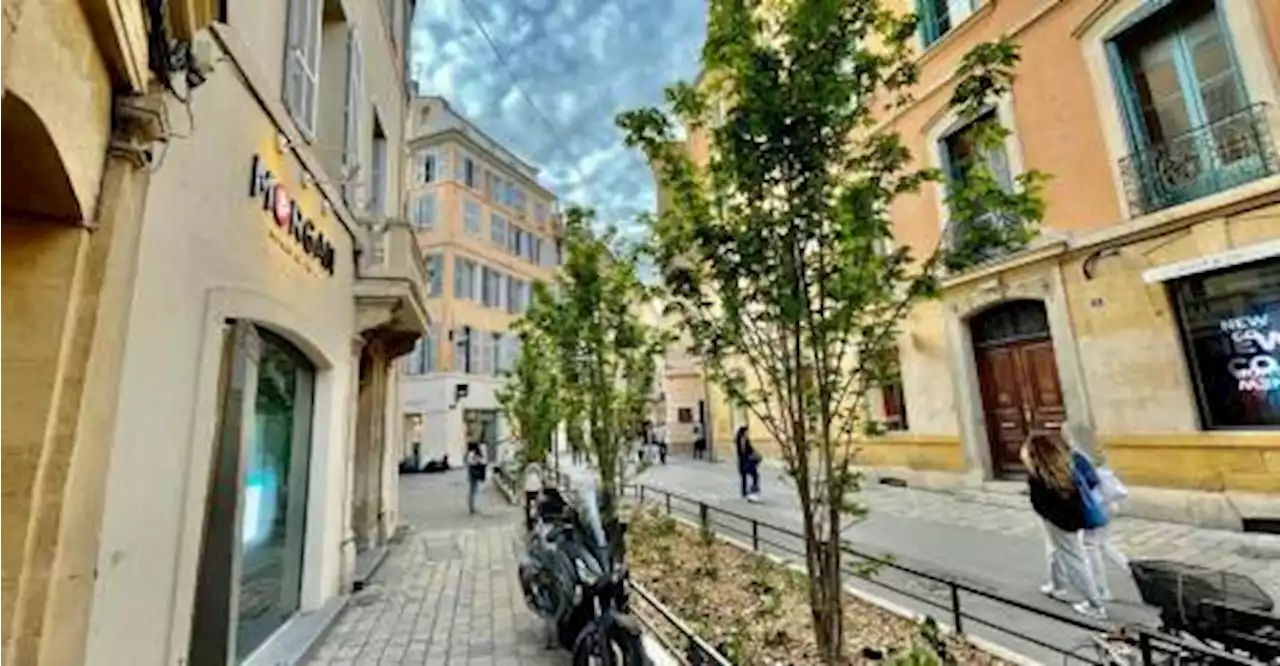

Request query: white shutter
[
  {"left": 343, "top": 29, "right": 364, "bottom": 206},
  {"left": 284, "top": 0, "right": 322, "bottom": 136}
]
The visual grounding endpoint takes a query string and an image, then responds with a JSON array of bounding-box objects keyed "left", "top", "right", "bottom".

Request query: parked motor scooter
[{"left": 518, "top": 478, "right": 649, "bottom": 665}]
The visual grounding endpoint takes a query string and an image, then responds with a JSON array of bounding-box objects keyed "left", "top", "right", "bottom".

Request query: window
[
  {"left": 491, "top": 213, "right": 508, "bottom": 246},
  {"left": 508, "top": 227, "right": 521, "bottom": 256},
  {"left": 941, "top": 110, "right": 1012, "bottom": 191},
  {"left": 421, "top": 151, "right": 437, "bottom": 183},
  {"left": 1171, "top": 258, "right": 1280, "bottom": 428},
  {"left": 464, "top": 201, "right": 481, "bottom": 236},
  {"left": 677, "top": 408, "right": 694, "bottom": 423},
  {"left": 283, "top": 0, "right": 322, "bottom": 136},
  {"left": 533, "top": 238, "right": 544, "bottom": 265},
  {"left": 341, "top": 28, "right": 364, "bottom": 207},
  {"left": 1110, "top": 0, "right": 1269, "bottom": 214},
  {"left": 522, "top": 234, "right": 536, "bottom": 262},
  {"left": 490, "top": 332, "right": 503, "bottom": 375},
  {"left": 425, "top": 254, "right": 443, "bottom": 297},
  {"left": 484, "top": 169, "right": 496, "bottom": 197},
  {"left": 455, "top": 327, "right": 472, "bottom": 373},
  {"left": 369, "top": 120, "right": 386, "bottom": 216},
  {"left": 917, "top": 0, "right": 975, "bottom": 49},
  {"left": 506, "top": 278, "right": 527, "bottom": 314},
  {"left": 513, "top": 187, "right": 526, "bottom": 216},
  {"left": 412, "top": 193, "right": 436, "bottom": 230},
  {"left": 881, "top": 381, "right": 908, "bottom": 431},
  {"left": 463, "top": 156, "right": 477, "bottom": 188},
  {"left": 534, "top": 202, "right": 549, "bottom": 225},
  {"left": 454, "top": 258, "right": 475, "bottom": 300},
  {"left": 481, "top": 267, "right": 499, "bottom": 308},
  {"left": 405, "top": 328, "right": 438, "bottom": 375}
]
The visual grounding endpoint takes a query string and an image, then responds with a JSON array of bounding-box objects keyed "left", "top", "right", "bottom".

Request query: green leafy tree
[
  {"left": 941, "top": 37, "right": 1048, "bottom": 272},
  {"left": 519, "top": 207, "right": 668, "bottom": 518},
  {"left": 618, "top": 1, "right": 1036, "bottom": 660},
  {"left": 497, "top": 324, "right": 561, "bottom": 474}
]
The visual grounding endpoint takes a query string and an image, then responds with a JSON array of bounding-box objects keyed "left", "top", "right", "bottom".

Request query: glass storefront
[
  {"left": 188, "top": 323, "right": 315, "bottom": 665},
  {"left": 1171, "top": 257, "right": 1280, "bottom": 428},
  {"left": 236, "top": 330, "right": 314, "bottom": 658}
]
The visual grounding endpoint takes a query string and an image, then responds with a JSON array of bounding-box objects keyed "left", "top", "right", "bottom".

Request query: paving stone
[{"left": 308, "top": 475, "right": 569, "bottom": 666}]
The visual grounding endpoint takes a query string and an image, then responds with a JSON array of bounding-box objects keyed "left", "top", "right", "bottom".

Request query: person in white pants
[{"left": 1061, "top": 423, "right": 1131, "bottom": 601}]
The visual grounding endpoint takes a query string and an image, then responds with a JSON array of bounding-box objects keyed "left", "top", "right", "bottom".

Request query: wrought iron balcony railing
[{"left": 1119, "top": 103, "right": 1279, "bottom": 216}]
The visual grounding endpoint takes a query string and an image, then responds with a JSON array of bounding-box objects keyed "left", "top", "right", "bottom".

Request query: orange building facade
[{"left": 662, "top": 0, "right": 1280, "bottom": 529}]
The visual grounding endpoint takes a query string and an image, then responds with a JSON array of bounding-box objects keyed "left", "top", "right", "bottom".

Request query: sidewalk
[{"left": 307, "top": 473, "right": 565, "bottom": 666}]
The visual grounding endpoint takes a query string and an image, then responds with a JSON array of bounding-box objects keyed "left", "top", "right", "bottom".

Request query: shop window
[
  {"left": 917, "top": 0, "right": 976, "bottom": 49},
  {"left": 491, "top": 213, "right": 508, "bottom": 246},
  {"left": 189, "top": 323, "right": 315, "bottom": 663},
  {"left": 464, "top": 200, "right": 481, "bottom": 236},
  {"left": 1110, "top": 0, "right": 1274, "bottom": 215},
  {"left": 677, "top": 408, "right": 694, "bottom": 423},
  {"left": 283, "top": 0, "right": 323, "bottom": 137},
  {"left": 881, "top": 381, "right": 908, "bottom": 431},
  {"left": 1171, "top": 258, "right": 1280, "bottom": 428}
]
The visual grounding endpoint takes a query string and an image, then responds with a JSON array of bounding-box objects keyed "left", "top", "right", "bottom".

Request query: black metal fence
[{"left": 629, "top": 483, "right": 1265, "bottom": 666}]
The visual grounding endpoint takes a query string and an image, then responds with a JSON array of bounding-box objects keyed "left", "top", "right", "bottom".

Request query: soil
[{"left": 625, "top": 507, "right": 1011, "bottom": 665}]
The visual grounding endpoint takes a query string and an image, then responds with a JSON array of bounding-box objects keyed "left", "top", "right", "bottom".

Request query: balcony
[
  {"left": 355, "top": 218, "right": 431, "bottom": 357},
  {"left": 941, "top": 210, "right": 1032, "bottom": 272},
  {"left": 1119, "top": 103, "right": 1280, "bottom": 216}
]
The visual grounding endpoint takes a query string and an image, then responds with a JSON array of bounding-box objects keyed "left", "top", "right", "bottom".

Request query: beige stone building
[
  {"left": 659, "top": 0, "right": 1280, "bottom": 528},
  {"left": 397, "top": 96, "right": 562, "bottom": 467},
  {"left": 3, "top": 0, "right": 430, "bottom": 664}
]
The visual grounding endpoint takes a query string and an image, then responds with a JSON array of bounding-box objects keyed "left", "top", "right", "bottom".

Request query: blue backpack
[{"left": 1072, "top": 451, "right": 1108, "bottom": 530}]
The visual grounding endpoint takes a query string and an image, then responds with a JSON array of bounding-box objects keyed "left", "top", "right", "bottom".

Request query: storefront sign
[
  {"left": 1220, "top": 314, "right": 1280, "bottom": 393},
  {"left": 249, "top": 154, "right": 336, "bottom": 275}
]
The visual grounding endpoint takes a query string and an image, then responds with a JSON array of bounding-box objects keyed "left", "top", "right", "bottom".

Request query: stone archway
[{"left": 2, "top": 92, "right": 83, "bottom": 222}]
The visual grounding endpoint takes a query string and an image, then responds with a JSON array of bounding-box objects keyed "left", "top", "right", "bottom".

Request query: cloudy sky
[{"left": 408, "top": 0, "right": 705, "bottom": 237}]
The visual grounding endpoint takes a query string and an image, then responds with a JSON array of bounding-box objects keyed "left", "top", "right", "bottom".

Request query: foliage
[
  {"left": 887, "top": 618, "right": 958, "bottom": 666},
  {"left": 941, "top": 37, "right": 1048, "bottom": 272},
  {"left": 514, "top": 207, "right": 668, "bottom": 518},
  {"left": 617, "top": 1, "right": 1035, "bottom": 661},
  {"left": 496, "top": 323, "right": 560, "bottom": 473}
]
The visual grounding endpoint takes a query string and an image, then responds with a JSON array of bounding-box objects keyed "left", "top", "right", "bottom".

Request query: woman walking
[
  {"left": 1062, "top": 423, "right": 1131, "bottom": 601},
  {"left": 1022, "top": 433, "right": 1107, "bottom": 619},
  {"left": 465, "top": 443, "right": 487, "bottom": 515},
  {"left": 734, "top": 426, "right": 761, "bottom": 503},
  {"left": 522, "top": 457, "right": 544, "bottom": 530}
]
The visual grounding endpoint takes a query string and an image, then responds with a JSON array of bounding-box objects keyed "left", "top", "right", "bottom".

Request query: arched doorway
[{"left": 970, "top": 300, "right": 1066, "bottom": 477}]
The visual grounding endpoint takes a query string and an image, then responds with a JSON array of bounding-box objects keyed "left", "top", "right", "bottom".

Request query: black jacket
[{"left": 1028, "top": 475, "right": 1084, "bottom": 532}]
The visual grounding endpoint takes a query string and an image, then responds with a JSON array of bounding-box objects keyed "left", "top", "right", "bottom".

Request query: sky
[{"left": 408, "top": 0, "right": 705, "bottom": 239}]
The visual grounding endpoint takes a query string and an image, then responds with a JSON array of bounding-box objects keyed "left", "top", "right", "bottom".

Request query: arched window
[{"left": 971, "top": 300, "right": 1050, "bottom": 348}]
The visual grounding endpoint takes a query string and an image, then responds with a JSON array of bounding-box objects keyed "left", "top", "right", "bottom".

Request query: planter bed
[{"left": 626, "top": 507, "right": 1011, "bottom": 665}]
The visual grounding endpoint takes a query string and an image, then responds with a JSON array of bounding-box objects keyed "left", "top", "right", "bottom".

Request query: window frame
[
  {"left": 283, "top": 0, "right": 323, "bottom": 139},
  {"left": 464, "top": 200, "right": 482, "bottom": 236},
  {"left": 412, "top": 193, "right": 436, "bottom": 230},
  {"left": 342, "top": 27, "right": 365, "bottom": 208}
]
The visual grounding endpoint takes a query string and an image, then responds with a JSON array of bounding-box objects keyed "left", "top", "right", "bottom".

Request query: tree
[
  {"left": 617, "top": 1, "right": 1036, "bottom": 660},
  {"left": 941, "top": 37, "right": 1047, "bottom": 272},
  {"left": 518, "top": 207, "right": 667, "bottom": 519},
  {"left": 497, "top": 324, "right": 561, "bottom": 473}
]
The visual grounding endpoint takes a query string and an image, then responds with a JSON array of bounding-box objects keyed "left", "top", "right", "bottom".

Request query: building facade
[
  {"left": 663, "top": 0, "right": 1280, "bottom": 528},
  {"left": 3, "top": 1, "right": 218, "bottom": 664},
  {"left": 398, "top": 96, "right": 562, "bottom": 467},
  {"left": 6, "top": 1, "right": 429, "bottom": 665}
]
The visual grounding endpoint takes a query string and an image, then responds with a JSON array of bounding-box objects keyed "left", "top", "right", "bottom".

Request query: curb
[{"left": 659, "top": 511, "right": 1043, "bottom": 666}]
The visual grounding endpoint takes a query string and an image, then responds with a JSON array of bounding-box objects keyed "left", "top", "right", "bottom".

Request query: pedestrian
[
  {"left": 735, "top": 426, "right": 761, "bottom": 503},
  {"left": 1021, "top": 432, "right": 1106, "bottom": 619},
  {"left": 522, "top": 456, "right": 543, "bottom": 530},
  {"left": 1062, "top": 423, "right": 1131, "bottom": 601},
  {"left": 465, "top": 442, "right": 487, "bottom": 515},
  {"left": 656, "top": 422, "right": 668, "bottom": 465},
  {"left": 692, "top": 423, "right": 706, "bottom": 460}
]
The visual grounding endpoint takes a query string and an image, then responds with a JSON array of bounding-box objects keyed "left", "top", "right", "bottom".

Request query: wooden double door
[{"left": 972, "top": 301, "right": 1066, "bottom": 477}]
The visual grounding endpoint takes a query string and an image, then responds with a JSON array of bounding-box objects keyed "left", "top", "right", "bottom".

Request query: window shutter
[{"left": 343, "top": 28, "right": 364, "bottom": 206}]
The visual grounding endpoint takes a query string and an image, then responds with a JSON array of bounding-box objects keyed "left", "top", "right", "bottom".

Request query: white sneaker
[
  {"left": 1040, "top": 583, "right": 1070, "bottom": 602},
  {"left": 746, "top": 493, "right": 761, "bottom": 503},
  {"left": 1072, "top": 601, "right": 1107, "bottom": 620}
]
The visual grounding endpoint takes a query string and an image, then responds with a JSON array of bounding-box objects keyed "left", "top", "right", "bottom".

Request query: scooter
[{"left": 518, "top": 483, "right": 649, "bottom": 665}]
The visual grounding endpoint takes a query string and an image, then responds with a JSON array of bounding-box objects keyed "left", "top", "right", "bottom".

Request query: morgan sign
[{"left": 249, "top": 154, "right": 336, "bottom": 275}]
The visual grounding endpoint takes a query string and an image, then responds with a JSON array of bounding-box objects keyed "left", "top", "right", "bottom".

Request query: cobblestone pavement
[{"left": 308, "top": 473, "right": 566, "bottom": 666}]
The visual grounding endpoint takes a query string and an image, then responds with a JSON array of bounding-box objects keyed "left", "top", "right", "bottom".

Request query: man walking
[{"left": 734, "top": 426, "right": 761, "bottom": 502}]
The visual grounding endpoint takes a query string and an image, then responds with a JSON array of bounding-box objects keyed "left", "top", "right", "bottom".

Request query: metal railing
[
  {"left": 629, "top": 484, "right": 1265, "bottom": 666},
  {"left": 1119, "top": 103, "right": 1279, "bottom": 216}
]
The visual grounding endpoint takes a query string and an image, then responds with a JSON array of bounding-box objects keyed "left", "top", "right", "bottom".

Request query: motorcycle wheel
[{"left": 572, "top": 625, "right": 648, "bottom": 666}]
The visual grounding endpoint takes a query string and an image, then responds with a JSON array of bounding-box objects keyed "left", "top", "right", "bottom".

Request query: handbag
[
  {"left": 1096, "top": 466, "right": 1128, "bottom": 504},
  {"left": 1072, "top": 452, "right": 1108, "bottom": 530}
]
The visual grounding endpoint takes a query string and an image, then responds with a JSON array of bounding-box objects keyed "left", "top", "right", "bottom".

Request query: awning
[{"left": 1141, "top": 238, "right": 1280, "bottom": 284}]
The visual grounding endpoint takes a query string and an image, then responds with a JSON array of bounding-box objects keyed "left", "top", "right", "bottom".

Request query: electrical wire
[{"left": 454, "top": 0, "right": 593, "bottom": 195}]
